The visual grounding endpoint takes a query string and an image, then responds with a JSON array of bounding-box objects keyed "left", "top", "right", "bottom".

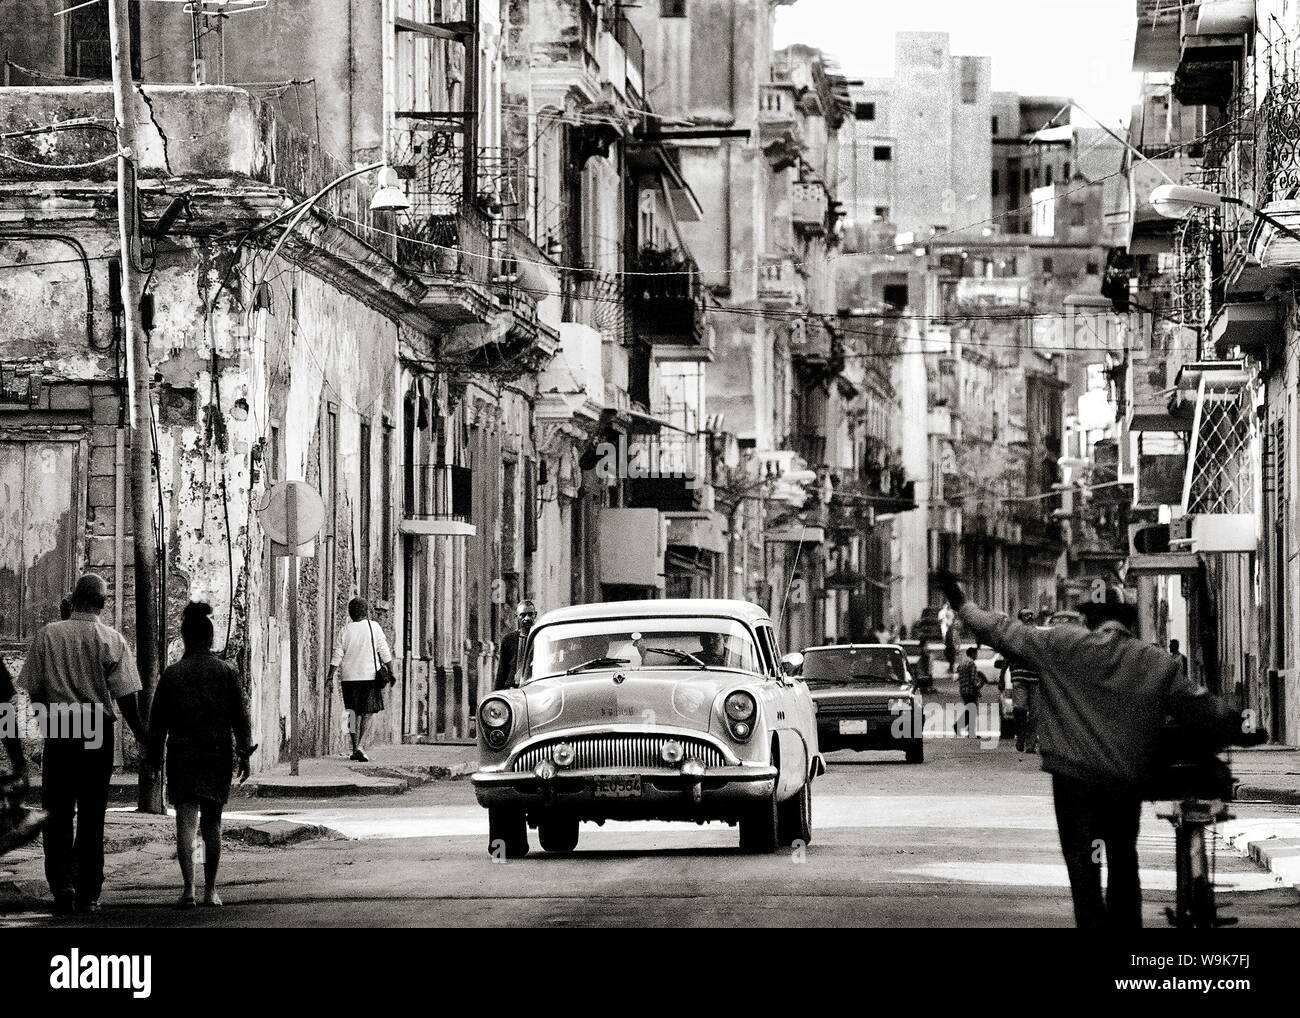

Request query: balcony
[
  {"left": 792, "top": 179, "right": 829, "bottom": 235},
  {"left": 1180, "top": 363, "right": 1257, "bottom": 552},
  {"left": 625, "top": 246, "right": 708, "bottom": 356},
  {"left": 1246, "top": 82, "right": 1300, "bottom": 273},
  {"left": 400, "top": 463, "right": 475, "bottom": 538},
  {"left": 388, "top": 135, "right": 505, "bottom": 324},
  {"left": 622, "top": 431, "right": 711, "bottom": 513},
  {"left": 758, "top": 255, "right": 805, "bottom": 307},
  {"left": 612, "top": 14, "right": 645, "bottom": 102},
  {"left": 1173, "top": 2, "right": 1252, "bottom": 107}
]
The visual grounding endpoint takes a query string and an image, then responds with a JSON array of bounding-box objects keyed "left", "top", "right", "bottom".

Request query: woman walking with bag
[
  {"left": 328, "top": 598, "right": 394, "bottom": 762},
  {"left": 146, "top": 602, "right": 254, "bottom": 908}
]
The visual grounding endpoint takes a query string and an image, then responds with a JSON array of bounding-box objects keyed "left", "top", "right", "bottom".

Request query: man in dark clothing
[
  {"left": 1169, "top": 639, "right": 1189, "bottom": 677},
  {"left": 494, "top": 601, "right": 538, "bottom": 691},
  {"left": 936, "top": 570, "right": 1260, "bottom": 929},
  {"left": 954, "top": 646, "right": 983, "bottom": 738}
]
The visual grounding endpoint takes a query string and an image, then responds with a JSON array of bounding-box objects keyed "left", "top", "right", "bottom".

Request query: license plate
[
  {"left": 592, "top": 775, "right": 642, "bottom": 798},
  {"left": 839, "top": 719, "right": 869, "bottom": 735}
]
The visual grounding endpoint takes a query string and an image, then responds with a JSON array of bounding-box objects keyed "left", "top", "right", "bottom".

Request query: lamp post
[{"left": 1149, "top": 183, "right": 1300, "bottom": 245}]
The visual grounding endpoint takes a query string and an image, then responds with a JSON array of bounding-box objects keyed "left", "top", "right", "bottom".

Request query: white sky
[{"left": 774, "top": 0, "right": 1144, "bottom": 129}]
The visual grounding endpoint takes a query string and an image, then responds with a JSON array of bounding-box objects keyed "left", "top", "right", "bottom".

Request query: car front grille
[{"left": 512, "top": 734, "right": 728, "bottom": 772}]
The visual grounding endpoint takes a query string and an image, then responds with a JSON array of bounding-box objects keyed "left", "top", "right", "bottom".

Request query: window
[
  {"left": 0, "top": 440, "right": 80, "bottom": 645},
  {"left": 1063, "top": 160, "right": 1071, "bottom": 180},
  {"left": 267, "top": 424, "right": 283, "bottom": 617},
  {"left": 873, "top": 205, "right": 890, "bottom": 221},
  {"left": 661, "top": 0, "right": 688, "bottom": 16},
  {"left": 883, "top": 283, "right": 909, "bottom": 309},
  {"left": 991, "top": 115, "right": 1000, "bottom": 135},
  {"left": 67, "top": 1, "right": 140, "bottom": 79},
  {"left": 1042, "top": 256, "right": 1055, "bottom": 275},
  {"left": 1023, "top": 168, "right": 1031, "bottom": 191},
  {"left": 855, "top": 101, "right": 876, "bottom": 121},
  {"left": 872, "top": 145, "right": 892, "bottom": 161},
  {"left": 991, "top": 169, "right": 999, "bottom": 197},
  {"left": 1045, "top": 165, "right": 1053, "bottom": 185},
  {"left": 1086, "top": 261, "right": 1100, "bottom": 275}
]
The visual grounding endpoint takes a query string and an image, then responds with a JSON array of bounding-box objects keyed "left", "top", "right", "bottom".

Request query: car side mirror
[{"left": 780, "top": 652, "right": 804, "bottom": 677}]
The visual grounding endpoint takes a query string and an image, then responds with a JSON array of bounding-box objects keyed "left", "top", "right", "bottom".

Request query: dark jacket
[
  {"left": 959, "top": 603, "right": 1241, "bottom": 787},
  {"left": 495, "top": 630, "right": 524, "bottom": 691}
]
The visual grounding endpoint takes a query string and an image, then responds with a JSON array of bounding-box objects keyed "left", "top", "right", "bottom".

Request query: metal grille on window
[{"left": 1183, "top": 375, "right": 1255, "bottom": 515}]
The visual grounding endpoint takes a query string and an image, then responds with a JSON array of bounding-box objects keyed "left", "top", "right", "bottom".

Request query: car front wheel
[
  {"left": 739, "top": 786, "right": 779, "bottom": 854},
  {"left": 488, "top": 807, "right": 529, "bottom": 859},
  {"left": 777, "top": 777, "right": 813, "bottom": 846},
  {"left": 537, "top": 813, "right": 580, "bottom": 853}
]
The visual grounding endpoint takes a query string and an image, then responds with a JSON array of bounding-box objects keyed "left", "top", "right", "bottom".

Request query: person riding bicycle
[{"left": 935, "top": 571, "right": 1262, "bottom": 929}]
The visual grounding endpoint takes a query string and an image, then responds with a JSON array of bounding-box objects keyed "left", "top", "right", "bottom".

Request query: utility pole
[{"left": 108, "top": 0, "right": 163, "bottom": 814}]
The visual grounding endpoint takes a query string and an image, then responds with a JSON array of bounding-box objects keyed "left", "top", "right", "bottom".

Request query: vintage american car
[
  {"left": 472, "top": 599, "right": 823, "bottom": 857},
  {"left": 792, "top": 643, "right": 925, "bottom": 763}
]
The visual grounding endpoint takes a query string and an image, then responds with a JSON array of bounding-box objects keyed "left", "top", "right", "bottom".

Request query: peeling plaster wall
[{"left": 0, "top": 220, "right": 405, "bottom": 771}]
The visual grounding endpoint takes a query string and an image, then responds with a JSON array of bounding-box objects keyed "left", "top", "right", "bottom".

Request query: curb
[{"left": 1235, "top": 784, "right": 1300, "bottom": 806}]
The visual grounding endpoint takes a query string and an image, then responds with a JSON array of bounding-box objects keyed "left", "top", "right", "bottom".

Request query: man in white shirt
[{"left": 329, "top": 598, "right": 393, "bottom": 762}]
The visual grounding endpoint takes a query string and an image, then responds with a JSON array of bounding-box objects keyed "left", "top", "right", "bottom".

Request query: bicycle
[{"left": 1147, "top": 755, "right": 1238, "bottom": 929}]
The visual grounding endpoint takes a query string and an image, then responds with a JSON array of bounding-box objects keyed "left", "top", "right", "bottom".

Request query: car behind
[{"left": 795, "top": 644, "right": 924, "bottom": 763}]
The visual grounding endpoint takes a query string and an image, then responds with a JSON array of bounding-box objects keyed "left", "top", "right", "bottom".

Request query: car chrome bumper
[{"left": 472, "top": 765, "right": 777, "bottom": 808}]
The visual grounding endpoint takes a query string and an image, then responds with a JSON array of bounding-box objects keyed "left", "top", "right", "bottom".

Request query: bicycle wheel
[{"left": 1186, "top": 825, "right": 1217, "bottom": 928}]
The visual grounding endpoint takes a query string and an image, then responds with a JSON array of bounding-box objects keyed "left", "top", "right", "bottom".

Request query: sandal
[{"left": 176, "top": 891, "right": 197, "bottom": 909}]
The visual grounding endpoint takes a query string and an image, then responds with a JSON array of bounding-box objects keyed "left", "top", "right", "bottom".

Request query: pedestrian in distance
[
  {"left": 145, "top": 602, "right": 255, "bottom": 908},
  {"left": 15, "top": 573, "right": 146, "bottom": 915},
  {"left": 1008, "top": 608, "right": 1043, "bottom": 754},
  {"left": 329, "top": 598, "right": 394, "bottom": 763},
  {"left": 1169, "top": 639, "right": 1189, "bottom": 677},
  {"left": 935, "top": 569, "right": 1265, "bottom": 929},
  {"left": 954, "top": 645, "right": 983, "bottom": 738},
  {"left": 59, "top": 595, "right": 72, "bottom": 621},
  {"left": 494, "top": 600, "right": 538, "bottom": 691}
]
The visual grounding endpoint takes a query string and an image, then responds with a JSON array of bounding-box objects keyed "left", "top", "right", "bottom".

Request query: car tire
[
  {"left": 777, "top": 776, "right": 813, "bottom": 847},
  {"left": 537, "top": 813, "right": 580, "bottom": 854},
  {"left": 487, "top": 807, "right": 529, "bottom": 859},
  {"left": 739, "top": 786, "right": 780, "bottom": 854},
  {"left": 905, "top": 741, "right": 924, "bottom": 764}
]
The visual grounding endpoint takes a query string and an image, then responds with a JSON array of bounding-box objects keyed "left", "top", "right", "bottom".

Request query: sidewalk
[
  {"left": 20, "top": 742, "right": 481, "bottom": 803},
  {"left": 1229, "top": 746, "right": 1300, "bottom": 806},
  {"left": 238, "top": 743, "right": 479, "bottom": 798}
]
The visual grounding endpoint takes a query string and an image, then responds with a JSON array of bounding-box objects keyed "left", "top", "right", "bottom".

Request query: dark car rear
[{"left": 798, "top": 645, "right": 924, "bottom": 763}]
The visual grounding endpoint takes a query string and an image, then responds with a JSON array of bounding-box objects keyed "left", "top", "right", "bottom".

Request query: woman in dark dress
[{"left": 146, "top": 603, "right": 254, "bottom": 907}]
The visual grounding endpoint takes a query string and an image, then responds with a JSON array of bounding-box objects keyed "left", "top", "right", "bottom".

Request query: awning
[
  {"left": 1126, "top": 551, "right": 1200, "bottom": 575},
  {"left": 665, "top": 512, "right": 727, "bottom": 554},
  {"left": 1132, "top": 5, "right": 1182, "bottom": 71},
  {"left": 765, "top": 525, "right": 825, "bottom": 545},
  {"left": 1129, "top": 405, "right": 1193, "bottom": 432},
  {"left": 1209, "top": 301, "right": 1282, "bottom": 357}
]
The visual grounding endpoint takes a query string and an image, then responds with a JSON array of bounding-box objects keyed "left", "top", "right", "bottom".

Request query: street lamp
[{"left": 1149, "top": 183, "right": 1300, "bottom": 245}]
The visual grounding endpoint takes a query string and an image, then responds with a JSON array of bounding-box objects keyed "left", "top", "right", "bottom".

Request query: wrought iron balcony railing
[
  {"left": 625, "top": 247, "right": 705, "bottom": 346},
  {"left": 403, "top": 463, "right": 473, "bottom": 523}
]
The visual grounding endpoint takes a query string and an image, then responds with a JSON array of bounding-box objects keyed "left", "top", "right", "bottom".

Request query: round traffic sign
[{"left": 258, "top": 480, "right": 325, "bottom": 546}]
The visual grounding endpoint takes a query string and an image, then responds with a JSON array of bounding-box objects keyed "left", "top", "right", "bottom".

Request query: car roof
[{"left": 535, "top": 598, "right": 773, "bottom": 626}]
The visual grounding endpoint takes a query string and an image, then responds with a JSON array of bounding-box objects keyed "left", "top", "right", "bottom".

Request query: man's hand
[
  {"left": 934, "top": 570, "right": 967, "bottom": 612},
  {"left": 237, "top": 758, "right": 251, "bottom": 784}
]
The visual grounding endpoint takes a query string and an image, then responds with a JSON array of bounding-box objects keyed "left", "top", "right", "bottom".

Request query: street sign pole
[{"left": 287, "top": 482, "right": 301, "bottom": 776}]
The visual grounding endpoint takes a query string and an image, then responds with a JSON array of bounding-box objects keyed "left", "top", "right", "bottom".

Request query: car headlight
[
  {"left": 723, "top": 691, "right": 756, "bottom": 741},
  {"left": 724, "top": 691, "right": 756, "bottom": 722},
  {"left": 481, "top": 698, "right": 511, "bottom": 728},
  {"left": 480, "top": 698, "right": 512, "bottom": 750}
]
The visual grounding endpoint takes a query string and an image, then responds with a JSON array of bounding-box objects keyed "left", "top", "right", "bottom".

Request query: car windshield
[
  {"left": 801, "top": 647, "right": 907, "bottom": 685},
  {"left": 525, "top": 616, "right": 761, "bottom": 682}
]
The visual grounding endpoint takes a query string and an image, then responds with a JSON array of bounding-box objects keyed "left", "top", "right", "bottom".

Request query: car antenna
[{"left": 776, "top": 530, "right": 808, "bottom": 641}]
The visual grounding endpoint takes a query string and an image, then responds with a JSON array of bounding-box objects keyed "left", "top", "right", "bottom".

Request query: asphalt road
[{"left": 5, "top": 699, "right": 1298, "bottom": 928}]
